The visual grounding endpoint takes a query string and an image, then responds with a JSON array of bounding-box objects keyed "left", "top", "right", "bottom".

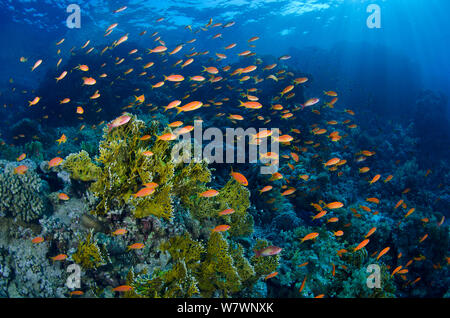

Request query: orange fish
[
  {"left": 218, "top": 209, "right": 235, "bottom": 216},
  {"left": 51, "top": 254, "right": 67, "bottom": 261},
  {"left": 324, "top": 158, "right": 340, "bottom": 167},
  {"left": 133, "top": 187, "right": 155, "bottom": 198},
  {"left": 48, "top": 157, "right": 63, "bottom": 167},
  {"left": 113, "top": 285, "right": 133, "bottom": 292},
  {"left": 107, "top": 115, "right": 131, "bottom": 131},
  {"left": 394, "top": 199, "right": 403, "bottom": 209},
  {"left": 265, "top": 272, "right": 278, "bottom": 280},
  {"left": 14, "top": 165, "right": 28, "bottom": 175},
  {"left": 300, "top": 232, "right": 319, "bottom": 243},
  {"left": 384, "top": 175, "right": 393, "bottom": 183},
  {"left": 58, "top": 193, "right": 70, "bottom": 201},
  {"left": 364, "top": 227, "right": 377, "bottom": 238},
  {"left": 69, "top": 290, "right": 84, "bottom": 296},
  {"left": 354, "top": 239, "right": 370, "bottom": 252},
  {"left": 200, "top": 189, "right": 219, "bottom": 197},
  {"left": 212, "top": 225, "right": 230, "bottom": 232},
  {"left": 419, "top": 234, "right": 428, "bottom": 243},
  {"left": 327, "top": 202, "right": 344, "bottom": 209},
  {"left": 128, "top": 243, "right": 145, "bottom": 250},
  {"left": 231, "top": 170, "right": 248, "bottom": 186},
  {"left": 376, "top": 247, "right": 390, "bottom": 260},
  {"left": 112, "top": 228, "right": 127, "bottom": 236},
  {"left": 299, "top": 276, "right": 307, "bottom": 293},
  {"left": 31, "top": 237, "right": 44, "bottom": 244},
  {"left": 312, "top": 210, "right": 327, "bottom": 220},
  {"left": 369, "top": 174, "right": 381, "bottom": 184},
  {"left": 281, "top": 188, "right": 296, "bottom": 196},
  {"left": 404, "top": 208, "right": 415, "bottom": 218},
  {"left": 259, "top": 185, "right": 273, "bottom": 194}
]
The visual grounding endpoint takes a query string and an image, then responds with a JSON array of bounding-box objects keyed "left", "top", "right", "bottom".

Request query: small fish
[
  {"left": 230, "top": 169, "right": 248, "bottom": 186},
  {"left": 51, "top": 254, "right": 67, "bottom": 261},
  {"left": 14, "top": 165, "right": 28, "bottom": 175},
  {"left": 326, "top": 202, "right": 344, "bottom": 209},
  {"left": 300, "top": 232, "right": 319, "bottom": 243},
  {"left": 56, "top": 134, "right": 67, "bottom": 145},
  {"left": 69, "top": 291, "right": 84, "bottom": 296},
  {"left": 212, "top": 225, "right": 230, "bottom": 232},
  {"left": 265, "top": 272, "right": 278, "bottom": 280},
  {"left": 112, "top": 285, "right": 133, "bottom": 292},
  {"left": 218, "top": 208, "right": 235, "bottom": 216},
  {"left": 157, "top": 133, "right": 177, "bottom": 141},
  {"left": 365, "top": 227, "right": 377, "bottom": 238},
  {"left": 58, "top": 193, "right": 70, "bottom": 201},
  {"left": 28, "top": 96, "right": 40, "bottom": 106},
  {"left": 107, "top": 115, "right": 131, "bottom": 132},
  {"left": 31, "top": 59, "right": 42, "bottom": 71},
  {"left": 199, "top": 189, "right": 219, "bottom": 197},
  {"left": 254, "top": 246, "right": 282, "bottom": 257},
  {"left": 112, "top": 228, "right": 127, "bottom": 236},
  {"left": 31, "top": 237, "right": 44, "bottom": 244},
  {"left": 48, "top": 157, "right": 63, "bottom": 167},
  {"left": 376, "top": 247, "right": 390, "bottom": 260},
  {"left": 354, "top": 239, "right": 370, "bottom": 252},
  {"left": 133, "top": 187, "right": 155, "bottom": 198},
  {"left": 299, "top": 276, "right": 307, "bottom": 293},
  {"left": 128, "top": 243, "right": 145, "bottom": 250}
]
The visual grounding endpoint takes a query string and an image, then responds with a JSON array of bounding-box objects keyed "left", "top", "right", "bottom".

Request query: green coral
[
  {"left": 89, "top": 114, "right": 214, "bottom": 221},
  {"left": 90, "top": 114, "right": 175, "bottom": 219},
  {"left": 132, "top": 232, "right": 257, "bottom": 298},
  {"left": 185, "top": 178, "right": 254, "bottom": 237},
  {"left": 197, "top": 231, "right": 242, "bottom": 297},
  {"left": 63, "top": 150, "right": 102, "bottom": 181},
  {"left": 72, "top": 230, "right": 107, "bottom": 270},
  {"left": 132, "top": 233, "right": 204, "bottom": 298}
]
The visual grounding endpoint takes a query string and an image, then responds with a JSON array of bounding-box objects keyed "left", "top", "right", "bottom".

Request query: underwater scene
[{"left": 0, "top": 0, "right": 449, "bottom": 301}]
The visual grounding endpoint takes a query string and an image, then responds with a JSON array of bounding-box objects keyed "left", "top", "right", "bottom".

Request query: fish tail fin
[{"left": 175, "top": 107, "right": 183, "bottom": 115}]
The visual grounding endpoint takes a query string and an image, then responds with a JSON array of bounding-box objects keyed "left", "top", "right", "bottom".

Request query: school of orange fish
[{"left": 6, "top": 5, "right": 448, "bottom": 297}]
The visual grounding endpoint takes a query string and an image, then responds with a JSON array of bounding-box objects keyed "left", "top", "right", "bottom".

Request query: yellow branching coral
[
  {"left": 131, "top": 233, "right": 204, "bottom": 298},
  {"left": 197, "top": 231, "right": 242, "bottom": 297},
  {"left": 89, "top": 114, "right": 214, "bottom": 221},
  {"left": 187, "top": 178, "right": 254, "bottom": 237},
  {"left": 63, "top": 150, "right": 101, "bottom": 181},
  {"left": 72, "top": 230, "right": 107, "bottom": 270},
  {"left": 216, "top": 179, "right": 253, "bottom": 237}
]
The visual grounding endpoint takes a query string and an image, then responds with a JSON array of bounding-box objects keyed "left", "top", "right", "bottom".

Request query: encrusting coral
[{"left": 0, "top": 160, "right": 48, "bottom": 222}]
